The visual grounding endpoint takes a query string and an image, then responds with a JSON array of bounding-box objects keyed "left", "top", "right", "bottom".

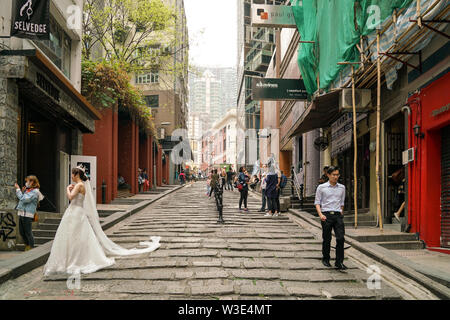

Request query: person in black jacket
[{"left": 237, "top": 167, "right": 249, "bottom": 212}]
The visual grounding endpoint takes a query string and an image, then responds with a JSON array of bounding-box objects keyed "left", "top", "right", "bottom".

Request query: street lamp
[{"left": 413, "top": 124, "right": 425, "bottom": 139}]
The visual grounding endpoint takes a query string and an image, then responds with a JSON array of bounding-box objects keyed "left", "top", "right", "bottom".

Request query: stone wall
[{"left": 0, "top": 77, "right": 19, "bottom": 210}]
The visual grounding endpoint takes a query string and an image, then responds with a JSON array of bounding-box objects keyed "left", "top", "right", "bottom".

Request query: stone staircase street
[{"left": 0, "top": 182, "right": 404, "bottom": 300}]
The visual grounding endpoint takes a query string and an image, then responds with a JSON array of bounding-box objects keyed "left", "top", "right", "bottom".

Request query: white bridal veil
[{"left": 83, "top": 180, "right": 161, "bottom": 256}]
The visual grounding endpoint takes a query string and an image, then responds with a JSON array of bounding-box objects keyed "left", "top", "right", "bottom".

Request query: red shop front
[{"left": 408, "top": 71, "right": 450, "bottom": 253}]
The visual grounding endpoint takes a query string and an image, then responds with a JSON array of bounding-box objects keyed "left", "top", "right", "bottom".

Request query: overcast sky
[{"left": 184, "top": 0, "right": 237, "bottom": 68}]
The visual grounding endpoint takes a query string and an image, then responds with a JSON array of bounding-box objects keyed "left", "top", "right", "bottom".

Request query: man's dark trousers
[
  {"left": 261, "top": 189, "right": 266, "bottom": 210},
  {"left": 321, "top": 213, "right": 345, "bottom": 264}
]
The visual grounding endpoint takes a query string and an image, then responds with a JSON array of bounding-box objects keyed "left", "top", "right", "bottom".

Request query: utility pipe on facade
[
  {"left": 351, "top": 65, "right": 358, "bottom": 228},
  {"left": 376, "top": 30, "right": 383, "bottom": 231}
]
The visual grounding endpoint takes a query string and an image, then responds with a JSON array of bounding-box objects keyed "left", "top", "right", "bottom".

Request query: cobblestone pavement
[{"left": 0, "top": 182, "right": 403, "bottom": 300}]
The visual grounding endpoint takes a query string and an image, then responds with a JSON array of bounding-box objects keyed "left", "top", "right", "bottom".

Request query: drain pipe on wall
[{"left": 401, "top": 103, "right": 411, "bottom": 233}]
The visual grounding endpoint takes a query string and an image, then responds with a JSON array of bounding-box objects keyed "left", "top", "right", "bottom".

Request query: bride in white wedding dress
[{"left": 43, "top": 166, "right": 161, "bottom": 277}]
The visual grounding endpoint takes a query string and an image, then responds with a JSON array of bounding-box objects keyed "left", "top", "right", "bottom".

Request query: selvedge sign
[
  {"left": 252, "top": 78, "right": 307, "bottom": 101},
  {"left": 11, "top": 0, "right": 50, "bottom": 40}
]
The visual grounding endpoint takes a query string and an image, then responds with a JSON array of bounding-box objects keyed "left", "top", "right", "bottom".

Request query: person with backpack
[
  {"left": 179, "top": 170, "right": 186, "bottom": 185},
  {"left": 14, "top": 175, "right": 44, "bottom": 251}
]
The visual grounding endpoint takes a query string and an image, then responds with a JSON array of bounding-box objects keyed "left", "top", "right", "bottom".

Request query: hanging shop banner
[
  {"left": 251, "top": 4, "right": 297, "bottom": 28},
  {"left": 252, "top": 78, "right": 308, "bottom": 101},
  {"left": 11, "top": 0, "right": 50, "bottom": 40},
  {"left": 331, "top": 112, "right": 367, "bottom": 158}
]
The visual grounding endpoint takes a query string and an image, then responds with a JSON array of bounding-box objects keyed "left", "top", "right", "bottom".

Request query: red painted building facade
[
  {"left": 83, "top": 108, "right": 161, "bottom": 204},
  {"left": 408, "top": 71, "right": 450, "bottom": 253}
]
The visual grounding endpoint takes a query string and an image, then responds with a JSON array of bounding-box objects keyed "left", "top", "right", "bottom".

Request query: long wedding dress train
[{"left": 43, "top": 180, "right": 160, "bottom": 276}]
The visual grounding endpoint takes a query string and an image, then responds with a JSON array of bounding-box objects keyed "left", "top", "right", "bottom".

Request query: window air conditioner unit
[
  {"left": 402, "top": 148, "right": 414, "bottom": 165},
  {"left": 339, "top": 88, "right": 372, "bottom": 112}
]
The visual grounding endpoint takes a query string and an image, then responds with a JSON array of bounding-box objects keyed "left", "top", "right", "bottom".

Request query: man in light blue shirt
[{"left": 314, "top": 166, "right": 347, "bottom": 270}]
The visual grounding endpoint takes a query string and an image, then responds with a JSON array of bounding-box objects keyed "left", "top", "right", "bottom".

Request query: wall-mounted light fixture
[{"left": 413, "top": 124, "right": 425, "bottom": 139}]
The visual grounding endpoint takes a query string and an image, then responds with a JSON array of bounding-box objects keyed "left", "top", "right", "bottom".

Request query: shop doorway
[
  {"left": 338, "top": 132, "right": 370, "bottom": 212},
  {"left": 384, "top": 113, "right": 405, "bottom": 224},
  {"left": 18, "top": 105, "right": 57, "bottom": 212},
  {"left": 18, "top": 99, "right": 73, "bottom": 212}
]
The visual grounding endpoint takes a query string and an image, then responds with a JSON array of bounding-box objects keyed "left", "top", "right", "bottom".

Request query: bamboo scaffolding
[
  {"left": 363, "top": 7, "right": 449, "bottom": 88},
  {"left": 347, "top": 0, "right": 445, "bottom": 89},
  {"left": 340, "top": 0, "right": 443, "bottom": 89},
  {"left": 338, "top": 61, "right": 362, "bottom": 228}
]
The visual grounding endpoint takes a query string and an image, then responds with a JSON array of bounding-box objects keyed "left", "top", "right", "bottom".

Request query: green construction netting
[{"left": 292, "top": 0, "right": 413, "bottom": 95}]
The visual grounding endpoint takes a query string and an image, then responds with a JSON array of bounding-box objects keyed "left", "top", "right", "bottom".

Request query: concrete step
[
  {"left": 344, "top": 220, "right": 377, "bottom": 227},
  {"left": 34, "top": 237, "right": 55, "bottom": 245},
  {"left": 33, "top": 229, "right": 57, "bottom": 238},
  {"left": 111, "top": 199, "right": 142, "bottom": 205},
  {"left": 42, "top": 218, "right": 62, "bottom": 225},
  {"left": 350, "top": 233, "right": 418, "bottom": 243},
  {"left": 98, "top": 211, "right": 122, "bottom": 217},
  {"left": 377, "top": 241, "right": 425, "bottom": 250},
  {"left": 38, "top": 223, "right": 60, "bottom": 231},
  {"left": 343, "top": 214, "right": 375, "bottom": 222}
]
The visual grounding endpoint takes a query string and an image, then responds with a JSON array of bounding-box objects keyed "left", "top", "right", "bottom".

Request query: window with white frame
[{"left": 136, "top": 72, "right": 159, "bottom": 84}]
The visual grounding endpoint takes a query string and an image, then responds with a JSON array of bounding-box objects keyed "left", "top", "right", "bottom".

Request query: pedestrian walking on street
[
  {"left": 14, "top": 175, "right": 44, "bottom": 251},
  {"left": 226, "top": 167, "right": 234, "bottom": 191},
  {"left": 265, "top": 165, "right": 280, "bottom": 217},
  {"left": 142, "top": 168, "right": 150, "bottom": 192},
  {"left": 237, "top": 167, "right": 249, "bottom": 212},
  {"left": 138, "top": 168, "right": 144, "bottom": 193},
  {"left": 179, "top": 170, "right": 186, "bottom": 185},
  {"left": 314, "top": 166, "right": 347, "bottom": 270},
  {"left": 220, "top": 167, "right": 227, "bottom": 189},
  {"left": 319, "top": 166, "right": 329, "bottom": 184},
  {"left": 258, "top": 172, "right": 268, "bottom": 212},
  {"left": 209, "top": 169, "right": 219, "bottom": 198}
]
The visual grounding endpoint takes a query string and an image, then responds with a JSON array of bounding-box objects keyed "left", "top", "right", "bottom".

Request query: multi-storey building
[
  {"left": 276, "top": 0, "right": 450, "bottom": 251},
  {"left": 133, "top": 0, "right": 189, "bottom": 185},
  {"left": 236, "top": 0, "right": 286, "bottom": 169},
  {"left": 0, "top": 0, "right": 101, "bottom": 215}
]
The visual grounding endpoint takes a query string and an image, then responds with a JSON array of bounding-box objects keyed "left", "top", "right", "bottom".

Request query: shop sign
[
  {"left": 251, "top": 4, "right": 297, "bottom": 28},
  {"left": 431, "top": 103, "right": 450, "bottom": 117},
  {"left": 331, "top": 112, "right": 367, "bottom": 158},
  {"left": 11, "top": 0, "right": 50, "bottom": 40},
  {"left": 252, "top": 78, "right": 307, "bottom": 101},
  {"left": 36, "top": 72, "right": 60, "bottom": 102}
]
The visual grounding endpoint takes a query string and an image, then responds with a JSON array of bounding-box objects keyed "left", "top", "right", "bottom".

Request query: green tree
[{"left": 83, "top": 0, "right": 185, "bottom": 73}]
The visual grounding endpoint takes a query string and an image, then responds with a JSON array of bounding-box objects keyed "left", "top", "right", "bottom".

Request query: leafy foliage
[{"left": 82, "top": 59, "right": 156, "bottom": 138}]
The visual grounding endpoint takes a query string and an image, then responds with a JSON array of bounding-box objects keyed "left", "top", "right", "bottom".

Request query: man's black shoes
[
  {"left": 335, "top": 262, "right": 348, "bottom": 270},
  {"left": 322, "top": 259, "right": 332, "bottom": 268}
]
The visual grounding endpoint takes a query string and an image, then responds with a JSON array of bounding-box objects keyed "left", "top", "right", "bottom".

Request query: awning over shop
[
  {"left": 1, "top": 48, "right": 101, "bottom": 133},
  {"left": 30, "top": 49, "right": 102, "bottom": 121},
  {"left": 288, "top": 89, "right": 341, "bottom": 137}
]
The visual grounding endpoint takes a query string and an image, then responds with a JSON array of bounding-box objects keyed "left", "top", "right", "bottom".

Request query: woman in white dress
[{"left": 43, "top": 166, "right": 161, "bottom": 277}]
